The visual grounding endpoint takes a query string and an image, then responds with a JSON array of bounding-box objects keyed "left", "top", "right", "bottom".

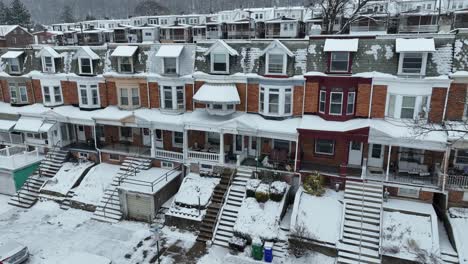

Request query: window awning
[
  {"left": 111, "top": 46, "right": 138, "bottom": 57},
  {"left": 193, "top": 83, "right": 241, "bottom": 104},
  {"left": 155, "top": 45, "right": 184, "bottom": 57},
  {"left": 395, "top": 38, "right": 435, "bottom": 53},
  {"left": 0, "top": 120, "right": 17, "bottom": 132},
  {"left": 0, "top": 51, "right": 24, "bottom": 59},
  {"left": 324, "top": 39, "right": 359, "bottom": 52},
  {"left": 14, "top": 117, "right": 55, "bottom": 133}
]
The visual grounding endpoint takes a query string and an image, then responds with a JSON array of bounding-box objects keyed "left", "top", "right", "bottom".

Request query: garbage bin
[
  {"left": 251, "top": 241, "right": 263, "bottom": 261},
  {"left": 264, "top": 242, "right": 274, "bottom": 263}
]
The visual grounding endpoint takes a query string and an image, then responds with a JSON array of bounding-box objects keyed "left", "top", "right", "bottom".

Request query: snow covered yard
[
  {"left": 41, "top": 161, "right": 95, "bottom": 196},
  {"left": 448, "top": 208, "right": 468, "bottom": 264},
  {"left": 174, "top": 173, "right": 220, "bottom": 207},
  {"left": 71, "top": 163, "right": 120, "bottom": 206},
  {"left": 290, "top": 187, "right": 343, "bottom": 245}
]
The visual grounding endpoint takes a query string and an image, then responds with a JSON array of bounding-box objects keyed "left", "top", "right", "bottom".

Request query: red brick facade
[
  {"left": 293, "top": 85, "right": 304, "bottom": 116},
  {"left": 304, "top": 81, "right": 319, "bottom": 113},
  {"left": 446, "top": 83, "right": 467, "bottom": 121},
  {"left": 247, "top": 83, "right": 259, "bottom": 113},
  {"left": 236, "top": 83, "right": 246, "bottom": 112},
  {"left": 370, "top": 85, "right": 387, "bottom": 118},
  {"left": 356, "top": 83, "right": 371, "bottom": 117},
  {"left": 61, "top": 80, "right": 78, "bottom": 105},
  {"left": 429, "top": 88, "right": 448, "bottom": 123},
  {"left": 148, "top": 82, "right": 160, "bottom": 108}
]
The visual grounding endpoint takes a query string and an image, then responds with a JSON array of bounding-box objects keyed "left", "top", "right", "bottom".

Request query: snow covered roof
[
  {"left": 111, "top": 46, "right": 138, "bottom": 57},
  {"left": 299, "top": 115, "right": 370, "bottom": 132},
  {"left": 36, "top": 46, "right": 62, "bottom": 58},
  {"left": 134, "top": 109, "right": 185, "bottom": 131},
  {"left": 92, "top": 106, "right": 134, "bottom": 122},
  {"left": 323, "top": 39, "right": 359, "bottom": 52},
  {"left": 73, "top": 46, "right": 100, "bottom": 60},
  {"left": 193, "top": 83, "right": 241, "bottom": 104},
  {"left": 0, "top": 51, "right": 24, "bottom": 59},
  {"left": 155, "top": 45, "right": 184, "bottom": 58},
  {"left": 0, "top": 25, "right": 19, "bottom": 37},
  {"left": 204, "top": 40, "right": 239, "bottom": 56},
  {"left": 0, "top": 120, "right": 16, "bottom": 132},
  {"left": 260, "top": 40, "right": 295, "bottom": 57},
  {"left": 395, "top": 38, "right": 435, "bottom": 53},
  {"left": 14, "top": 117, "right": 55, "bottom": 133}
]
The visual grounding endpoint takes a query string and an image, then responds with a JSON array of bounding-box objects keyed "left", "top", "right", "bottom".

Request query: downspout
[
  {"left": 368, "top": 78, "right": 375, "bottom": 118},
  {"left": 93, "top": 121, "right": 102, "bottom": 163},
  {"left": 302, "top": 78, "right": 306, "bottom": 115},
  {"left": 442, "top": 83, "right": 451, "bottom": 121},
  {"left": 245, "top": 79, "right": 248, "bottom": 112},
  {"left": 294, "top": 133, "right": 299, "bottom": 172},
  {"left": 146, "top": 79, "right": 151, "bottom": 108}
]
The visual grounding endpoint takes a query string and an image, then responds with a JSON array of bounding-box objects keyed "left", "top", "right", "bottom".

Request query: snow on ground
[
  {"left": 0, "top": 194, "right": 12, "bottom": 215},
  {"left": 382, "top": 211, "right": 434, "bottom": 261},
  {"left": 290, "top": 188, "right": 343, "bottom": 245},
  {"left": 0, "top": 200, "right": 150, "bottom": 264},
  {"left": 233, "top": 197, "right": 281, "bottom": 241},
  {"left": 448, "top": 207, "right": 468, "bottom": 264},
  {"left": 174, "top": 173, "right": 220, "bottom": 206},
  {"left": 120, "top": 167, "right": 179, "bottom": 194},
  {"left": 41, "top": 161, "right": 95, "bottom": 196},
  {"left": 72, "top": 163, "right": 120, "bottom": 206}
]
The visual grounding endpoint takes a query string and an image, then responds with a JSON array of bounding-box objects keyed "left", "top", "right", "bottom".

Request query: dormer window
[
  {"left": 1, "top": 51, "right": 24, "bottom": 75},
  {"left": 395, "top": 38, "right": 435, "bottom": 76},
  {"left": 156, "top": 45, "right": 184, "bottom": 76},
  {"left": 42, "top": 56, "right": 55, "bottom": 73},
  {"left": 8, "top": 58, "right": 20, "bottom": 74},
  {"left": 163, "top": 58, "right": 178, "bottom": 74},
  {"left": 323, "top": 39, "right": 358, "bottom": 74},
  {"left": 211, "top": 53, "right": 228, "bottom": 73},
  {"left": 330, "top": 52, "right": 350, "bottom": 72},
  {"left": 37, "top": 47, "right": 61, "bottom": 74},
  {"left": 260, "top": 40, "right": 294, "bottom": 76},
  {"left": 79, "top": 58, "right": 93, "bottom": 75},
  {"left": 118, "top": 57, "right": 133, "bottom": 73},
  {"left": 110, "top": 46, "right": 138, "bottom": 74}
]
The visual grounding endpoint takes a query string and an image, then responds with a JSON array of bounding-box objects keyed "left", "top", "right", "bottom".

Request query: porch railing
[
  {"left": 350, "top": 25, "right": 387, "bottom": 32},
  {"left": 398, "top": 24, "right": 438, "bottom": 33},
  {"left": 446, "top": 175, "right": 468, "bottom": 190},
  {"left": 154, "top": 149, "right": 183, "bottom": 162},
  {"left": 0, "top": 146, "right": 41, "bottom": 170},
  {"left": 188, "top": 150, "right": 220, "bottom": 163},
  {"left": 120, "top": 165, "right": 182, "bottom": 193}
]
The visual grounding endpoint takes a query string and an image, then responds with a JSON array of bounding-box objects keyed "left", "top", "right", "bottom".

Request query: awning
[
  {"left": 0, "top": 51, "right": 24, "bottom": 59},
  {"left": 155, "top": 45, "right": 184, "bottom": 57},
  {"left": 193, "top": 83, "right": 240, "bottom": 104},
  {"left": 396, "top": 38, "right": 435, "bottom": 52},
  {"left": 324, "top": 39, "right": 359, "bottom": 52},
  {"left": 14, "top": 117, "right": 55, "bottom": 133},
  {"left": 0, "top": 120, "right": 16, "bottom": 132},
  {"left": 111, "top": 46, "right": 138, "bottom": 57}
]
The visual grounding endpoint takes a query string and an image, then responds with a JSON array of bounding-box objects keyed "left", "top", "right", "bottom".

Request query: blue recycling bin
[{"left": 263, "top": 242, "right": 273, "bottom": 263}]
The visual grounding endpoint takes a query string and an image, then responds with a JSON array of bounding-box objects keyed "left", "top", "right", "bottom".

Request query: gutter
[{"left": 92, "top": 121, "right": 102, "bottom": 163}]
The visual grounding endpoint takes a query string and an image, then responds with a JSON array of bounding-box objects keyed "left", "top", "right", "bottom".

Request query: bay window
[
  {"left": 119, "top": 87, "right": 140, "bottom": 108},
  {"left": 163, "top": 58, "right": 178, "bottom": 74},
  {"left": 79, "top": 84, "right": 99, "bottom": 108},
  {"left": 266, "top": 53, "right": 286, "bottom": 75},
  {"left": 329, "top": 92, "right": 343, "bottom": 115},
  {"left": 319, "top": 90, "right": 326, "bottom": 113},
  {"left": 330, "top": 52, "right": 349, "bottom": 72},
  {"left": 161, "top": 86, "right": 184, "bottom": 111},
  {"left": 211, "top": 53, "right": 228, "bottom": 73},
  {"left": 315, "top": 139, "right": 335, "bottom": 155},
  {"left": 42, "top": 85, "right": 63, "bottom": 106},
  {"left": 347, "top": 92, "right": 355, "bottom": 114},
  {"left": 79, "top": 58, "right": 93, "bottom": 75},
  {"left": 259, "top": 86, "right": 292, "bottom": 116},
  {"left": 9, "top": 82, "right": 27, "bottom": 104}
]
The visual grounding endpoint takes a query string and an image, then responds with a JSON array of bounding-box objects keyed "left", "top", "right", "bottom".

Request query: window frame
[
  {"left": 319, "top": 90, "right": 326, "bottom": 113},
  {"left": 210, "top": 52, "right": 229, "bottom": 74},
  {"left": 8, "top": 58, "right": 21, "bottom": 74},
  {"left": 78, "top": 83, "right": 100, "bottom": 108},
  {"left": 42, "top": 85, "right": 63, "bottom": 106},
  {"left": 119, "top": 127, "right": 133, "bottom": 142},
  {"left": 118, "top": 87, "right": 140, "bottom": 109},
  {"left": 398, "top": 52, "right": 428, "bottom": 76},
  {"left": 172, "top": 131, "right": 183, "bottom": 148},
  {"left": 42, "top": 56, "right": 55, "bottom": 73},
  {"left": 78, "top": 57, "right": 94, "bottom": 75},
  {"left": 386, "top": 94, "right": 430, "bottom": 120},
  {"left": 258, "top": 85, "right": 293, "bottom": 117},
  {"left": 8, "top": 82, "right": 28, "bottom": 104},
  {"left": 266, "top": 53, "right": 287, "bottom": 75},
  {"left": 329, "top": 52, "right": 350, "bottom": 73},
  {"left": 160, "top": 85, "right": 185, "bottom": 111},
  {"left": 315, "top": 139, "right": 335, "bottom": 156},
  {"left": 163, "top": 57, "right": 179, "bottom": 75},
  {"left": 347, "top": 92, "right": 356, "bottom": 115},
  {"left": 329, "top": 92, "right": 343, "bottom": 116},
  {"left": 118, "top": 56, "right": 134, "bottom": 73}
]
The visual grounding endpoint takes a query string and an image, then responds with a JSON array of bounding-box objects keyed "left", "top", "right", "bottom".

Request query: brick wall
[
  {"left": 105, "top": 81, "right": 118, "bottom": 106},
  {"left": 247, "top": 83, "right": 259, "bottom": 113},
  {"left": 26, "top": 81, "right": 34, "bottom": 104},
  {"left": 132, "top": 128, "right": 143, "bottom": 146},
  {"left": 0, "top": 80, "right": 9, "bottom": 102},
  {"left": 188, "top": 130, "right": 205, "bottom": 148},
  {"left": 32, "top": 79, "right": 42, "bottom": 103},
  {"left": 236, "top": 83, "right": 246, "bottom": 112},
  {"left": 293, "top": 85, "right": 304, "bottom": 116},
  {"left": 194, "top": 81, "right": 204, "bottom": 109},
  {"left": 446, "top": 83, "right": 467, "bottom": 121},
  {"left": 301, "top": 137, "right": 348, "bottom": 167},
  {"left": 371, "top": 85, "right": 387, "bottom": 118},
  {"left": 139, "top": 82, "right": 149, "bottom": 108},
  {"left": 99, "top": 83, "right": 108, "bottom": 107},
  {"left": 148, "top": 82, "right": 159, "bottom": 108},
  {"left": 304, "top": 81, "right": 319, "bottom": 113},
  {"left": 61, "top": 80, "right": 78, "bottom": 105},
  {"left": 101, "top": 153, "right": 123, "bottom": 165},
  {"left": 163, "top": 130, "right": 183, "bottom": 152},
  {"left": 429, "top": 88, "right": 448, "bottom": 123},
  {"left": 185, "top": 83, "right": 193, "bottom": 111},
  {"left": 356, "top": 83, "right": 371, "bottom": 117}
]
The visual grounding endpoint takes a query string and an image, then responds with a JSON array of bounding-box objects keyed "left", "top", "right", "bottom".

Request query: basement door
[
  {"left": 348, "top": 141, "right": 363, "bottom": 166},
  {"left": 127, "top": 193, "right": 153, "bottom": 222}
]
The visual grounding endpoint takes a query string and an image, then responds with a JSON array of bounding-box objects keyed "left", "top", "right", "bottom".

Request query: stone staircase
[
  {"left": 197, "top": 172, "right": 231, "bottom": 243},
  {"left": 212, "top": 167, "right": 251, "bottom": 247},
  {"left": 8, "top": 149, "right": 69, "bottom": 208},
  {"left": 92, "top": 156, "right": 152, "bottom": 223},
  {"left": 272, "top": 239, "right": 288, "bottom": 261},
  {"left": 337, "top": 181, "right": 383, "bottom": 264},
  {"left": 441, "top": 250, "right": 459, "bottom": 264}
]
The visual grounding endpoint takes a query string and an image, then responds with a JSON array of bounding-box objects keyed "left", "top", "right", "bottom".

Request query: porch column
[
  {"left": 340, "top": 140, "right": 349, "bottom": 177},
  {"left": 150, "top": 129, "right": 155, "bottom": 158},
  {"left": 219, "top": 132, "right": 225, "bottom": 165},
  {"left": 386, "top": 145, "right": 392, "bottom": 181},
  {"left": 294, "top": 134, "right": 300, "bottom": 172},
  {"left": 183, "top": 130, "right": 188, "bottom": 162}
]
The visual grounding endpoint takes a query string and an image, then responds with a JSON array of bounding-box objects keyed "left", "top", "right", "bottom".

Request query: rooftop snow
[
  {"left": 73, "top": 46, "right": 100, "bottom": 60},
  {"left": 260, "top": 40, "right": 295, "bottom": 57},
  {"left": 395, "top": 38, "right": 435, "bottom": 52},
  {"left": 193, "top": 83, "right": 241, "bottom": 104},
  {"left": 324, "top": 38, "right": 359, "bottom": 52},
  {"left": 36, "top": 46, "right": 62, "bottom": 58},
  {"left": 155, "top": 45, "right": 184, "bottom": 57},
  {"left": 120, "top": 167, "right": 180, "bottom": 194},
  {"left": 0, "top": 25, "right": 18, "bottom": 37},
  {"left": 111, "top": 46, "right": 138, "bottom": 57},
  {"left": 173, "top": 173, "right": 220, "bottom": 207},
  {"left": 0, "top": 120, "right": 16, "bottom": 132},
  {"left": 14, "top": 117, "right": 54, "bottom": 133},
  {"left": 0, "top": 51, "right": 24, "bottom": 59},
  {"left": 204, "top": 40, "right": 239, "bottom": 56}
]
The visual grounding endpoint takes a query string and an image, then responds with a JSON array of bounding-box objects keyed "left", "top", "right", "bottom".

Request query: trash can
[
  {"left": 264, "top": 242, "right": 274, "bottom": 263},
  {"left": 251, "top": 242, "right": 263, "bottom": 261}
]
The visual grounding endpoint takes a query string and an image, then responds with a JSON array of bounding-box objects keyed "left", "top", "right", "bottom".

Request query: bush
[
  {"left": 255, "top": 183, "right": 270, "bottom": 203},
  {"left": 269, "top": 181, "right": 288, "bottom": 202},
  {"left": 228, "top": 236, "right": 247, "bottom": 252},
  {"left": 303, "top": 172, "right": 325, "bottom": 196},
  {"left": 246, "top": 179, "right": 261, "bottom": 198}
]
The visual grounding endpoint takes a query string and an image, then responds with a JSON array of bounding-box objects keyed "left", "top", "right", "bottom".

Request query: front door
[
  {"left": 76, "top": 125, "right": 86, "bottom": 142},
  {"left": 348, "top": 141, "right": 363, "bottom": 166},
  {"left": 368, "top": 144, "right": 384, "bottom": 168},
  {"left": 155, "top": 129, "right": 163, "bottom": 149},
  {"left": 234, "top": 135, "right": 243, "bottom": 154},
  {"left": 142, "top": 128, "right": 151, "bottom": 147},
  {"left": 248, "top": 136, "right": 258, "bottom": 157}
]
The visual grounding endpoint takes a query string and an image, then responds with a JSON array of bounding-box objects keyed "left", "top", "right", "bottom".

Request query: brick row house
[{"left": 0, "top": 31, "right": 468, "bottom": 206}]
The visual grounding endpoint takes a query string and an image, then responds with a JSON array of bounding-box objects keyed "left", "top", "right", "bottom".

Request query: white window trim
[
  {"left": 119, "top": 127, "right": 133, "bottom": 142},
  {"left": 78, "top": 57, "right": 94, "bottom": 75},
  {"left": 160, "top": 85, "right": 185, "bottom": 111},
  {"left": 42, "top": 85, "right": 63, "bottom": 106},
  {"left": 329, "top": 52, "right": 350, "bottom": 73},
  {"left": 315, "top": 139, "right": 335, "bottom": 156},
  {"left": 258, "top": 85, "right": 293, "bottom": 117},
  {"left": 42, "top": 56, "right": 56, "bottom": 73},
  {"left": 172, "top": 131, "right": 183, "bottom": 148},
  {"left": 385, "top": 94, "right": 431, "bottom": 119},
  {"left": 210, "top": 53, "right": 229, "bottom": 74},
  {"left": 118, "top": 87, "right": 140, "bottom": 109},
  {"left": 397, "top": 52, "right": 428, "bottom": 76},
  {"left": 347, "top": 92, "right": 356, "bottom": 115},
  {"left": 78, "top": 83, "right": 100, "bottom": 108},
  {"left": 319, "top": 90, "right": 326, "bottom": 114},
  {"left": 206, "top": 103, "right": 236, "bottom": 115},
  {"left": 8, "top": 58, "right": 21, "bottom": 74},
  {"left": 162, "top": 57, "right": 179, "bottom": 75},
  {"left": 329, "top": 92, "right": 343, "bottom": 116},
  {"left": 266, "top": 53, "right": 287, "bottom": 75},
  {"left": 9, "top": 82, "right": 28, "bottom": 104},
  {"left": 118, "top": 57, "right": 134, "bottom": 73}
]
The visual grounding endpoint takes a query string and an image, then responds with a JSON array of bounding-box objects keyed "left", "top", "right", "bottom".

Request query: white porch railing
[
  {"left": 154, "top": 149, "right": 183, "bottom": 162},
  {"left": 399, "top": 24, "right": 438, "bottom": 32},
  {"left": 446, "top": 175, "right": 468, "bottom": 190},
  {"left": 188, "top": 150, "right": 220, "bottom": 163},
  {"left": 0, "top": 146, "right": 41, "bottom": 170}
]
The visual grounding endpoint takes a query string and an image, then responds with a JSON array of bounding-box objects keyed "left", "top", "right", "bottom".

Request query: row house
[
  {"left": 0, "top": 32, "right": 468, "bottom": 206},
  {"left": 0, "top": 25, "right": 33, "bottom": 48}
]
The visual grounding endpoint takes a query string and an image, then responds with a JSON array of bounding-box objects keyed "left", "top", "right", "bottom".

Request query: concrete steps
[{"left": 441, "top": 251, "right": 459, "bottom": 264}]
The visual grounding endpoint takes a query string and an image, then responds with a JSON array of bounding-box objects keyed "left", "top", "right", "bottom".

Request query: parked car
[{"left": 0, "top": 240, "right": 29, "bottom": 264}]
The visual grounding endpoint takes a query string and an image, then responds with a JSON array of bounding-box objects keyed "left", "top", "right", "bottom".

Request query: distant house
[{"left": 0, "top": 25, "right": 33, "bottom": 48}]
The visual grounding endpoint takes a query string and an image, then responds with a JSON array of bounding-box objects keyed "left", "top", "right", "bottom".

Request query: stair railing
[
  {"left": 210, "top": 169, "right": 236, "bottom": 242},
  {"left": 358, "top": 182, "right": 365, "bottom": 261},
  {"left": 102, "top": 162, "right": 136, "bottom": 218}
]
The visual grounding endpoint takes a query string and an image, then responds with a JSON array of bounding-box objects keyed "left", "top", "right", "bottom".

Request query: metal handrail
[
  {"left": 211, "top": 169, "right": 237, "bottom": 240},
  {"left": 119, "top": 164, "right": 183, "bottom": 193},
  {"left": 102, "top": 165, "right": 136, "bottom": 218}
]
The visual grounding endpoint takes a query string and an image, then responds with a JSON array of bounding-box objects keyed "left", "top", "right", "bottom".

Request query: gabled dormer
[
  {"left": 260, "top": 40, "right": 294, "bottom": 76},
  {"left": 395, "top": 38, "right": 435, "bottom": 76},
  {"left": 156, "top": 45, "right": 184, "bottom": 76},
  {"left": 111, "top": 45, "right": 138, "bottom": 74},
  {"left": 323, "top": 38, "right": 359, "bottom": 74},
  {"left": 73, "top": 46, "right": 100, "bottom": 76},
  {"left": 204, "top": 40, "right": 239, "bottom": 74},
  {"left": 36, "top": 46, "right": 62, "bottom": 74},
  {"left": 0, "top": 50, "right": 25, "bottom": 75}
]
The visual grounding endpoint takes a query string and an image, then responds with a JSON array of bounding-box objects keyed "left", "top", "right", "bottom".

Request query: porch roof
[
  {"left": 14, "top": 116, "right": 55, "bottom": 133},
  {"left": 299, "top": 115, "right": 370, "bottom": 132},
  {"left": 134, "top": 109, "right": 184, "bottom": 132},
  {"left": 0, "top": 120, "right": 16, "bottom": 132},
  {"left": 193, "top": 83, "right": 241, "bottom": 104},
  {"left": 92, "top": 106, "right": 136, "bottom": 126},
  {"left": 48, "top": 106, "right": 95, "bottom": 126},
  {"left": 0, "top": 51, "right": 24, "bottom": 59}
]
